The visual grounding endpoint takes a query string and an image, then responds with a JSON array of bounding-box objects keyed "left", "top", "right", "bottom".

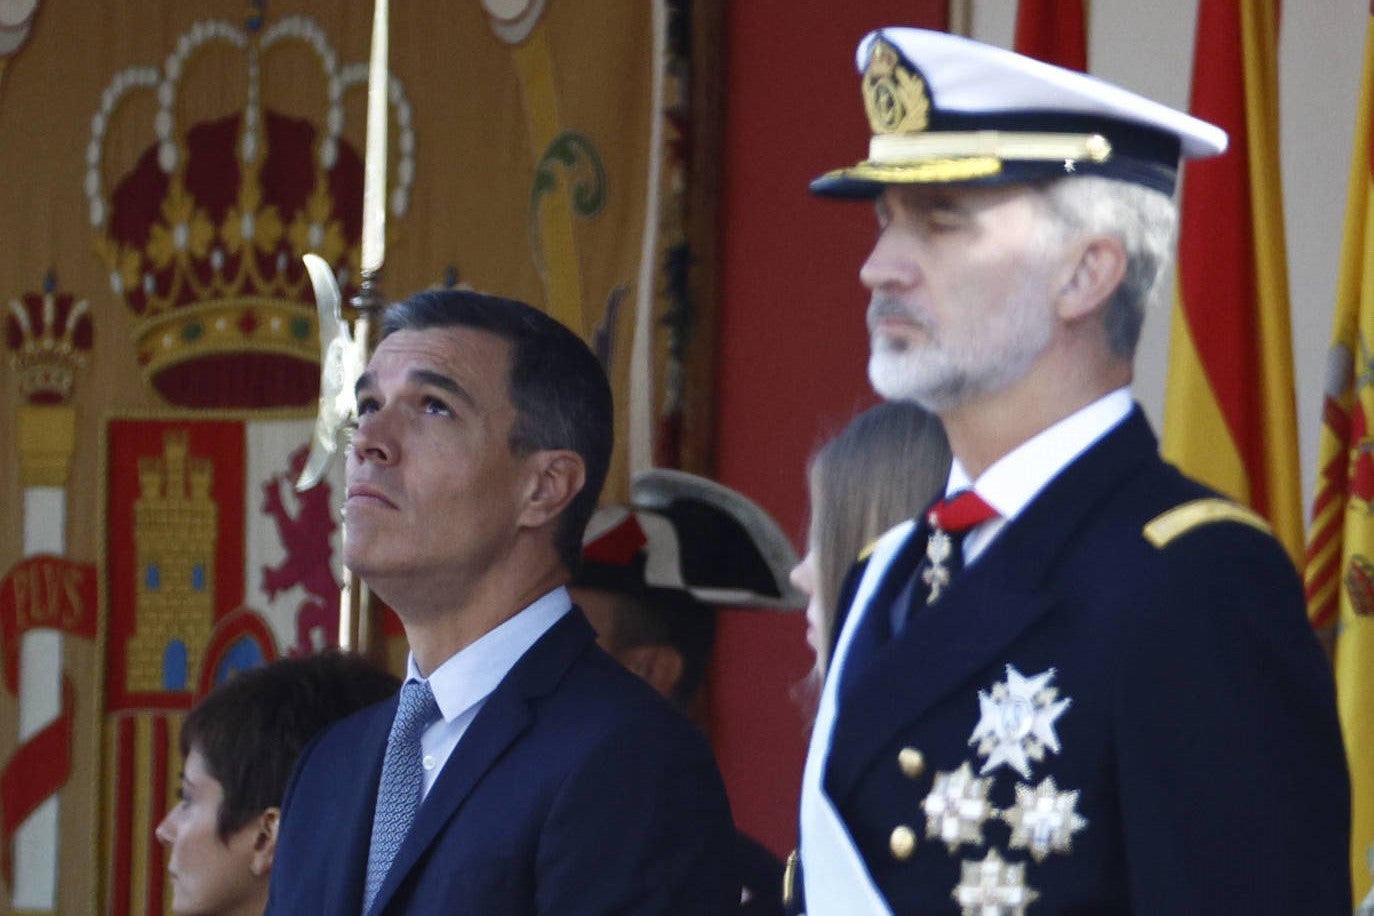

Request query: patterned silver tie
[{"left": 363, "top": 679, "right": 440, "bottom": 913}]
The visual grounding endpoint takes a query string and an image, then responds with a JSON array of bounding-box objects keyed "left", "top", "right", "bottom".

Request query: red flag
[
  {"left": 1161, "top": 0, "right": 1303, "bottom": 566},
  {"left": 1013, "top": 0, "right": 1088, "bottom": 71}
]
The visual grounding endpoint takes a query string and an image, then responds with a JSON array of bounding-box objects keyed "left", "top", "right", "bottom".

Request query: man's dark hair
[
  {"left": 179, "top": 651, "right": 399, "bottom": 840},
  {"left": 382, "top": 290, "right": 615, "bottom": 573},
  {"left": 593, "top": 583, "right": 717, "bottom": 711}
]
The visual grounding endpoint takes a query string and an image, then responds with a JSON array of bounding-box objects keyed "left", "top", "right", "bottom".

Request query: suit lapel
[
  {"left": 838, "top": 528, "right": 927, "bottom": 698},
  {"left": 312, "top": 701, "right": 392, "bottom": 914},
  {"left": 825, "top": 408, "right": 1158, "bottom": 805},
  {"left": 368, "top": 611, "right": 596, "bottom": 914},
  {"left": 825, "top": 570, "right": 1055, "bottom": 802}
]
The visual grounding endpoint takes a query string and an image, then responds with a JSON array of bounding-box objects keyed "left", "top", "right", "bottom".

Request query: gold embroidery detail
[
  {"left": 820, "top": 158, "right": 1004, "bottom": 187},
  {"left": 133, "top": 298, "right": 319, "bottom": 383},
  {"left": 127, "top": 431, "right": 218, "bottom": 693},
  {"left": 17, "top": 406, "right": 76, "bottom": 487},
  {"left": 1143, "top": 498, "right": 1272, "bottom": 548},
  {"left": 869, "top": 131, "right": 1112, "bottom": 167},
  {"left": 863, "top": 38, "right": 929, "bottom": 135}
]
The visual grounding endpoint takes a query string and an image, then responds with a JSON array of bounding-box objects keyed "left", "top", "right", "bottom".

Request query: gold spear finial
[
  {"left": 297, "top": 0, "right": 391, "bottom": 653},
  {"left": 297, "top": 0, "right": 390, "bottom": 493}
]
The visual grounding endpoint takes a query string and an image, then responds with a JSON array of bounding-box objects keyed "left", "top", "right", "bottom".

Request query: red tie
[{"left": 927, "top": 489, "right": 999, "bottom": 534}]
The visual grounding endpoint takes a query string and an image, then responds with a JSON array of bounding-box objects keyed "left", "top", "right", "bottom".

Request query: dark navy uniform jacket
[
  {"left": 812, "top": 407, "right": 1349, "bottom": 914},
  {"left": 266, "top": 609, "right": 737, "bottom": 915}
]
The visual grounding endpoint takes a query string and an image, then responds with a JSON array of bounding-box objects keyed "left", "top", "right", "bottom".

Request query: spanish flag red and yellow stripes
[
  {"left": 1305, "top": 5, "right": 1374, "bottom": 900},
  {"left": 1162, "top": 0, "right": 1303, "bottom": 567},
  {"left": 1013, "top": 0, "right": 1089, "bottom": 72}
]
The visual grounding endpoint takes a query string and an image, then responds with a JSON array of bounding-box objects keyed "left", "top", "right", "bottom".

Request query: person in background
[
  {"left": 267, "top": 291, "right": 736, "bottom": 914},
  {"left": 572, "top": 467, "right": 806, "bottom": 916},
  {"left": 156, "top": 651, "right": 400, "bottom": 916},
  {"left": 795, "top": 26, "right": 1349, "bottom": 914},
  {"left": 789, "top": 402, "right": 950, "bottom": 682}
]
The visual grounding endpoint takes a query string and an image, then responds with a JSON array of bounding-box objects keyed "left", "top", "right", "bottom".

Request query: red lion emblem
[{"left": 261, "top": 445, "right": 340, "bottom": 654}]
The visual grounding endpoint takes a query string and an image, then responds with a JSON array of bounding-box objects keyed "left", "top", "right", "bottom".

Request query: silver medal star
[
  {"left": 1002, "top": 776, "right": 1088, "bottom": 862},
  {"left": 951, "top": 848, "right": 1040, "bottom": 916},
  {"left": 968, "top": 665, "right": 1071, "bottom": 779},
  {"left": 921, "top": 762, "right": 996, "bottom": 853}
]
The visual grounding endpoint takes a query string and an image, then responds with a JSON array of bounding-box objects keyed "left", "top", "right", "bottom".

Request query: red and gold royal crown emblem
[{"left": 85, "top": 14, "right": 416, "bottom": 409}]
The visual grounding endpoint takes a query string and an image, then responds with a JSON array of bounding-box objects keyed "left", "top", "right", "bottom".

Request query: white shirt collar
[
  {"left": 950, "top": 387, "right": 1134, "bottom": 524},
  {"left": 405, "top": 586, "right": 573, "bottom": 723}
]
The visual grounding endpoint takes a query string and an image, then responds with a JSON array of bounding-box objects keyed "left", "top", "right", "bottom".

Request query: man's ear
[
  {"left": 621, "top": 644, "right": 685, "bottom": 701},
  {"left": 249, "top": 807, "right": 279, "bottom": 877},
  {"left": 519, "top": 450, "right": 586, "bottom": 529},
  {"left": 1056, "top": 234, "right": 1127, "bottom": 322}
]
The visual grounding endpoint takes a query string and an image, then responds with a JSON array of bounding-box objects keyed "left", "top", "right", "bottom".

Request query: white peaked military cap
[{"left": 811, "top": 27, "right": 1228, "bottom": 198}]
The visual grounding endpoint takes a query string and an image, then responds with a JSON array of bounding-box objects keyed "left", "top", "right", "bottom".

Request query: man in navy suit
[
  {"left": 794, "top": 27, "right": 1350, "bottom": 915},
  {"left": 266, "top": 290, "right": 736, "bottom": 914}
]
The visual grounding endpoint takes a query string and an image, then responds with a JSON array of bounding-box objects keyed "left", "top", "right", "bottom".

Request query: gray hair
[{"left": 1038, "top": 176, "right": 1178, "bottom": 358}]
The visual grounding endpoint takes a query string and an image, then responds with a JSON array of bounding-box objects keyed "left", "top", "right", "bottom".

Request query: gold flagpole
[{"left": 299, "top": 0, "right": 389, "bottom": 656}]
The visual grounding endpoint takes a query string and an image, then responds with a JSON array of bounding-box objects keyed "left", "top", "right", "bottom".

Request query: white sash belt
[{"left": 798, "top": 521, "right": 914, "bottom": 916}]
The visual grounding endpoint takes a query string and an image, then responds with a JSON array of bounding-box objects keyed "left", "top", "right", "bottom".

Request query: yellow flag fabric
[
  {"left": 1306, "top": 7, "right": 1374, "bottom": 900},
  {"left": 1162, "top": 0, "right": 1303, "bottom": 567}
]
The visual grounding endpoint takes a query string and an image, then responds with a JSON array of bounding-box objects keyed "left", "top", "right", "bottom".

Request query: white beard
[{"left": 866, "top": 292, "right": 1055, "bottom": 412}]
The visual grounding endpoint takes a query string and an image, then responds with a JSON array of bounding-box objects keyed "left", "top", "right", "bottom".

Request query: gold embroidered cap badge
[{"left": 862, "top": 38, "right": 929, "bottom": 135}]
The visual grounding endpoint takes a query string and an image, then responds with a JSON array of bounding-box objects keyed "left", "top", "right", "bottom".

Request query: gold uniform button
[
  {"left": 897, "top": 747, "right": 925, "bottom": 778},
  {"left": 889, "top": 824, "right": 917, "bottom": 861}
]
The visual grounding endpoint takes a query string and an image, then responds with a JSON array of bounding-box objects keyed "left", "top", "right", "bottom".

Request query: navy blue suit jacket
[
  {"left": 820, "top": 408, "right": 1350, "bottom": 913},
  {"left": 267, "top": 609, "right": 737, "bottom": 915}
]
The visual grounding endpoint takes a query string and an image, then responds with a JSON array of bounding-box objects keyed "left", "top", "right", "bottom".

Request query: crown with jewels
[
  {"left": 5, "top": 274, "right": 94, "bottom": 406},
  {"left": 85, "top": 13, "right": 416, "bottom": 409}
]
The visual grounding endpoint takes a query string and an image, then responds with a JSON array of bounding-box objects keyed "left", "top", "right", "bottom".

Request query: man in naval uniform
[{"left": 793, "top": 27, "right": 1350, "bottom": 915}]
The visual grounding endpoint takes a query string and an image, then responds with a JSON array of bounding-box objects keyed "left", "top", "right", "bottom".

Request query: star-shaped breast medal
[
  {"left": 951, "top": 848, "right": 1040, "bottom": 916},
  {"left": 968, "top": 665, "right": 1071, "bottom": 779},
  {"left": 1002, "top": 777, "right": 1088, "bottom": 862},
  {"left": 921, "top": 762, "right": 996, "bottom": 854}
]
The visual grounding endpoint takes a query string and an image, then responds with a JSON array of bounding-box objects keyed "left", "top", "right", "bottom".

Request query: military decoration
[
  {"left": 862, "top": 37, "right": 930, "bottom": 136},
  {"left": 968, "top": 665, "right": 1071, "bottom": 779},
  {"left": 951, "top": 848, "right": 1040, "bottom": 916},
  {"left": 921, "top": 762, "right": 996, "bottom": 853},
  {"left": 1002, "top": 777, "right": 1088, "bottom": 862},
  {"left": 922, "top": 529, "right": 954, "bottom": 603}
]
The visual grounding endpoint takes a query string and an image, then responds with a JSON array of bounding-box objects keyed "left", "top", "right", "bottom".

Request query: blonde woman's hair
[{"left": 806, "top": 401, "right": 951, "bottom": 677}]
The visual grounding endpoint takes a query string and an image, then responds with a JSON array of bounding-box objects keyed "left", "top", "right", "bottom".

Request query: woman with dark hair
[{"left": 155, "top": 652, "right": 398, "bottom": 916}]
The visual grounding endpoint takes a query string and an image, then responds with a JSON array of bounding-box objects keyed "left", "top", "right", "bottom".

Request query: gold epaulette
[
  {"left": 857, "top": 538, "right": 881, "bottom": 562},
  {"left": 1143, "top": 498, "right": 1272, "bottom": 549}
]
